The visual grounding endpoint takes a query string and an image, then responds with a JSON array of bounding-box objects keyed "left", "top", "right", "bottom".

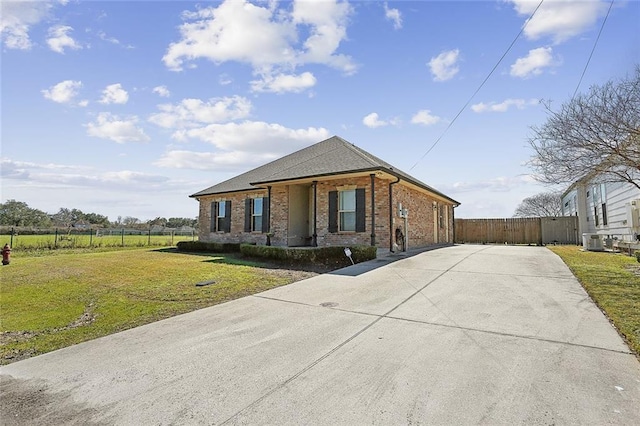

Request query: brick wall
[
  {"left": 197, "top": 189, "right": 270, "bottom": 245},
  {"left": 196, "top": 176, "right": 455, "bottom": 249}
]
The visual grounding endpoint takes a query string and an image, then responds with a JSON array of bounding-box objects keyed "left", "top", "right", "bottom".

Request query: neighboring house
[
  {"left": 71, "top": 220, "right": 91, "bottom": 230},
  {"left": 562, "top": 175, "right": 640, "bottom": 243},
  {"left": 190, "top": 136, "right": 460, "bottom": 251}
]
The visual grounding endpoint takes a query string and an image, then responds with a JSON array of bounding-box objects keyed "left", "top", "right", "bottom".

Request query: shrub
[
  {"left": 240, "top": 244, "right": 377, "bottom": 268},
  {"left": 176, "top": 241, "right": 241, "bottom": 253}
]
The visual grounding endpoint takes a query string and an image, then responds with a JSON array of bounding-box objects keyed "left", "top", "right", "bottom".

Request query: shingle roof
[{"left": 190, "top": 135, "right": 459, "bottom": 204}]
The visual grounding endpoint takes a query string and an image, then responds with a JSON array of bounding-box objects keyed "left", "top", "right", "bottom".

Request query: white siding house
[{"left": 562, "top": 178, "right": 640, "bottom": 243}]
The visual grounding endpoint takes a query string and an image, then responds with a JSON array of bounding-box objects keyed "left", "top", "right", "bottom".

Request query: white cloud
[
  {"left": 42, "top": 80, "right": 86, "bottom": 105},
  {"left": 411, "top": 110, "right": 440, "bottom": 126},
  {"left": 86, "top": 113, "right": 150, "bottom": 144},
  {"left": 46, "top": 25, "right": 82, "bottom": 53},
  {"left": 471, "top": 98, "right": 539, "bottom": 113},
  {"left": 99, "top": 83, "right": 129, "bottom": 104},
  {"left": 363, "top": 112, "right": 388, "bottom": 128},
  {"left": 173, "top": 121, "right": 329, "bottom": 156},
  {"left": 162, "top": 0, "right": 355, "bottom": 89},
  {"left": 96, "top": 30, "right": 133, "bottom": 49},
  {"left": 152, "top": 85, "right": 171, "bottom": 98},
  {"left": 154, "top": 150, "right": 278, "bottom": 171},
  {"left": 0, "top": 0, "right": 59, "bottom": 50},
  {"left": 443, "top": 175, "right": 537, "bottom": 194},
  {"left": 384, "top": 2, "right": 402, "bottom": 30},
  {"left": 219, "top": 74, "right": 233, "bottom": 85},
  {"left": 510, "top": 47, "right": 557, "bottom": 78},
  {"left": 149, "top": 96, "right": 252, "bottom": 129},
  {"left": 508, "top": 0, "right": 607, "bottom": 44},
  {"left": 250, "top": 72, "right": 317, "bottom": 93},
  {"left": 1, "top": 158, "right": 175, "bottom": 193},
  {"left": 1, "top": 157, "right": 203, "bottom": 221},
  {"left": 428, "top": 49, "right": 460, "bottom": 82}
]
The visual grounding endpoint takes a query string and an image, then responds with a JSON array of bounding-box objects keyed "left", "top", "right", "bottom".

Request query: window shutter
[
  {"left": 356, "top": 188, "right": 366, "bottom": 232},
  {"left": 224, "top": 200, "right": 232, "bottom": 233},
  {"left": 244, "top": 199, "right": 252, "bottom": 232},
  {"left": 328, "top": 191, "right": 338, "bottom": 233},
  {"left": 210, "top": 202, "right": 217, "bottom": 232},
  {"left": 262, "top": 197, "right": 270, "bottom": 233}
]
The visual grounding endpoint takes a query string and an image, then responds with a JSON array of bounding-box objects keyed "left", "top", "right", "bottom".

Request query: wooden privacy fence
[{"left": 454, "top": 216, "right": 579, "bottom": 245}]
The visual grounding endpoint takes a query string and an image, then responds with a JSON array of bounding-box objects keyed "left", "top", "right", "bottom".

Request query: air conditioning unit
[{"left": 582, "top": 233, "right": 604, "bottom": 251}]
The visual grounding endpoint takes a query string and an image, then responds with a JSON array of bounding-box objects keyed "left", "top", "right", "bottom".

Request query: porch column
[
  {"left": 312, "top": 181, "right": 318, "bottom": 247},
  {"left": 267, "top": 186, "right": 271, "bottom": 233},
  {"left": 370, "top": 173, "right": 376, "bottom": 246}
]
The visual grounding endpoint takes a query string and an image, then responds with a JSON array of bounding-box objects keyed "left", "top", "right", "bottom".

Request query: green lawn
[
  {"left": 548, "top": 246, "right": 640, "bottom": 357},
  {"left": 2, "top": 233, "right": 193, "bottom": 250},
  {"left": 0, "top": 248, "right": 311, "bottom": 364}
]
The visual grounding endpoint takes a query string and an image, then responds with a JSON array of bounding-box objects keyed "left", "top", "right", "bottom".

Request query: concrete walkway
[{"left": 2, "top": 245, "right": 639, "bottom": 425}]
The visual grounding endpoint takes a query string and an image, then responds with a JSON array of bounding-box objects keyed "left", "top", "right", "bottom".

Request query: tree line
[{"left": 0, "top": 200, "right": 198, "bottom": 229}]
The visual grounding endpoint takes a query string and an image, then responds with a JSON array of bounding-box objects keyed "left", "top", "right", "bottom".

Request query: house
[
  {"left": 561, "top": 174, "right": 640, "bottom": 244},
  {"left": 190, "top": 136, "right": 460, "bottom": 252}
]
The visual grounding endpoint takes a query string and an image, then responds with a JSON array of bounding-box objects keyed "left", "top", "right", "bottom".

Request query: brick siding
[{"left": 196, "top": 175, "right": 455, "bottom": 249}]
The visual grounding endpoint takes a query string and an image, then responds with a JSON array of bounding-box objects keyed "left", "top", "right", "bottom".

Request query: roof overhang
[{"left": 191, "top": 167, "right": 460, "bottom": 206}]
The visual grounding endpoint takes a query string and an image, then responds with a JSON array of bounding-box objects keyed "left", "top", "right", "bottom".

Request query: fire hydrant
[{"left": 2, "top": 244, "right": 10, "bottom": 265}]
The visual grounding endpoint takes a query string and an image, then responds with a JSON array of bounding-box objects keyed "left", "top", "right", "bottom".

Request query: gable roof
[{"left": 190, "top": 136, "right": 459, "bottom": 205}]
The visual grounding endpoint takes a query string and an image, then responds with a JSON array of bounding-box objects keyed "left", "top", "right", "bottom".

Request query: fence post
[
  {"left": 89, "top": 228, "right": 93, "bottom": 247},
  {"left": 192, "top": 230, "right": 195, "bottom": 241},
  {"left": 55, "top": 228, "right": 58, "bottom": 247},
  {"left": 10, "top": 227, "right": 14, "bottom": 247},
  {"left": 148, "top": 228, "right": 151, "bottom": 246},
  {"left": 121, "top": 228, "right": 125, "bottom": 247},
  {"left": 171, "top": 231, "right": 174, "bottom": 245}
]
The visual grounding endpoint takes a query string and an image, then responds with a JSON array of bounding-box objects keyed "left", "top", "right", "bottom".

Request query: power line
[
  {"left": 409, "top": 0, "right": 545, "bottom": 171},
  {"left": 572, "top": 0, "right": 615, "bottom": 100}
]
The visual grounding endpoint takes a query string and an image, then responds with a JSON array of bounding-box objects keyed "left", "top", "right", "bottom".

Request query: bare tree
[
  {"left": 528, "top": 66, "right": 640, "bottom": 190},
  {"left": 513, "top": 191, "right": 562, "bottom": 218}
]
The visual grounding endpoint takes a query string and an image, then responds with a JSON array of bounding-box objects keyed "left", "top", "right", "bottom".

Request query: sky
[{"left": 1, "top": 0, "right": 639, "bottom": 222}]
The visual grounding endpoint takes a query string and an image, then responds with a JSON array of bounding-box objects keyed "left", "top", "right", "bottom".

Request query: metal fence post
[
  {"left": 89, "top": 228, "right": 93, "bottom": 246},
  {"left": 10, "top": 227, "right": 14, "bottom": 247},
  {"left": 55, "top": 228, "right": 58, "bottom": 247},
  {"left": 148, "top": 228, "right": 151, "bottom": 246},
  {"left": 121, "top": 228, "right": 125, "bottom": 246}
]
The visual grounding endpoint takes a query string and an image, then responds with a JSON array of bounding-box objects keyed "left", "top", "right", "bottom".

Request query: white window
[
  {"left": 217, "top": 202, "right": 226, "bottom": 232},
  {"left": 339, "top": 190, "right": 356, "bottom": 232},
  {"left": 252, "top": 198, "right": 263, "bottom": 231}
]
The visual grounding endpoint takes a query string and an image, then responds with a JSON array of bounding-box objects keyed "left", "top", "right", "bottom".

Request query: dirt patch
[
  {"left": 0, "top": 376, "right": 108, "bottom": 425},
  {"left": 624, "top": 264, "right": 640, "bottom": 277},
  {"left": 2, "top": 305, "right": 96, "bottom": 364}
]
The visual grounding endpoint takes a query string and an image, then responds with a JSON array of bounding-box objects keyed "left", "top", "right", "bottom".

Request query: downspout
[
  {"left": 389, "top": 175, "right": 401, "bottom": 252},
  {"left": 312, "top": 181, "right": 318, "bottom": 247},
  {"left": 370, "top": 173, "right": 376, "bottom": 246}
]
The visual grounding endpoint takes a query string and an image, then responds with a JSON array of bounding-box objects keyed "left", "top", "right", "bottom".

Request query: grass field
[
  {"left": 0, "top": 247, "right": 319, "bottom": 364},
  {"left": 1, "top": 233, "right": 195, "bottom": 250},
  {"left": 548, "top": 246, "right": 640, "bottom": 357}
]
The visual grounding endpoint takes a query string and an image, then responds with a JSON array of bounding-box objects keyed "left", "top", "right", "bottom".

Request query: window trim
[
  {"left": 251, "top": 197, "right": 263, "bottom": 232},
  {"left": 338, "top": 189, "right": 356, "bottom": 232},
  {"left": 217, "top": 202, "right": 226, "bottom": 232}
]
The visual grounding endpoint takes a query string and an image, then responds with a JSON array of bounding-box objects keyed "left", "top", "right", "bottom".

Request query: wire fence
[{"left": 0, "top": 227, "right": 197, "bottom": 250}]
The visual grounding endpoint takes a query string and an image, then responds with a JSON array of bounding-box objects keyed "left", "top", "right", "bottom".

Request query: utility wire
[
  {"left": 409, "top": 0, "right": 545, "bottom": 171},
  {"left": 571, "top": 0, "right": 615, "bottom": 100}
]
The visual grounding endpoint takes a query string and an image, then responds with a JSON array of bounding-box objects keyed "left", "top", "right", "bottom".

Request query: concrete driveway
[{"left": 2, "top": 245, "right": 639, "bottom": 425}]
